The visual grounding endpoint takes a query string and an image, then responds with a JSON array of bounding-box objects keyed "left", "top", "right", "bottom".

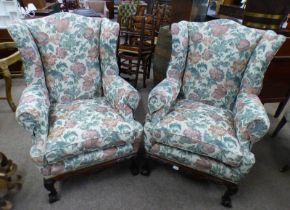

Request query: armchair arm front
[
  {"left": 148, "top": 78, "right": 181, "bottom": 122},
  {"left": 234, "top": 92, "right": 270, "bottom": 149},
  {"left": 103, "top": 75, "right": 140, "bottom": 120},
  {"left": 16, "top": 84, "right": 50, "bottom": 165}
]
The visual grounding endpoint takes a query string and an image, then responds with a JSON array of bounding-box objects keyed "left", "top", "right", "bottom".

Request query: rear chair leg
[
  {"left": 130, "top": 157, "right": 140, "bottom": 176},
  {"left": 140, "top": 157, "right": 151, "bottom": 176}
]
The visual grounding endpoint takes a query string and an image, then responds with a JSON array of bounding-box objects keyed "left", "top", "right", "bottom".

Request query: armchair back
[
  {"left": 180, "top": 19, "right": 285, "bottom": 110},
  {"left": 9, "top": 13, "right": 104, "bottom": 104}
]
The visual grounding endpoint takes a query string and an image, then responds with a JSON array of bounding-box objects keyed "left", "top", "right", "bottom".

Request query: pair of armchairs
[{"left": 9, "top": 12, "right": 285, "bottom": 207}]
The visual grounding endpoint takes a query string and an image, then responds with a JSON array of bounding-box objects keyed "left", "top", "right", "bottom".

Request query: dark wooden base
[
  {"left": 43, "top": 179, "right": 59, "bottom": 203},
  {"left": 43, "top": 153, "right": 139, "bottom": 203},
  {"left": 142, "top": 153, "right": 239, "bottom": 208}
]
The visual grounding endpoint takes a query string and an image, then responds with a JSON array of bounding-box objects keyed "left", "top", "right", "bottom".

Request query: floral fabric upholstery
[
  {"left": 15, "top": 84, "right": 50, "bottom": 166},
  {"left": 145, "top": 19, "right": 286, "bottom": 183},
  {"left": 150, "top": 144, "right": 254, "bottom": 183},
  {"left": 8, "top": 23, "right": 46, "bottom": 86},
  {"left": 240, "top": 30, "right": 287, "bottom": 95},
  {"left": 234, "top": 93, "right": 270, "bottom": 150},
  {"left": 100, "top": 19, "right": 120, "bottom": 76},
  {"left": 147, "top": 21, "right": 188, "bottom": 122},
  {"left": 25, "top": 13, "right": 102, "bottom": 104},
  {"left": 145, "top": 100, "right": 244, "bottom": 167},
  {"left": 9, "top": 13, "right": 142, "bottom": 178},
  {"left": 46, "top": 98, "right": 142, "bottom": 164},
  {"left": 42, "top": 143, "right": 135, "bottom": 178},
  {"left": 182, "top": 20, "right": 265, "bottom": 110}
]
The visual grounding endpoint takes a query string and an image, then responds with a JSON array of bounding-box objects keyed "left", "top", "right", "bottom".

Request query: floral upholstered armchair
[
  {"left": 8, "top": 12, "right": 142, "bottom": 203},
  {"left": 143, "top": 19, "right": 286, "bottom": 207}
]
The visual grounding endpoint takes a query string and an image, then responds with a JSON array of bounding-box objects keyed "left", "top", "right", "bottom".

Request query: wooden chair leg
[
  {"left": 2, "top": 67, "right": 16, "bottom": 112},
  {"left": 147, "top": 56, "right": 152, "bottom": 79},
  {"left": 142, "top": 58, "right": 147, "bottom": 88},
  {"left": 221, "top": 184, "right": 238, "bottom": 208},
  {"left": 274, "top": 99, "right": 289, "bottom": 118},
  {"left": 130, "top": 156, "right": 140, "bottom": 176},
  {"left": 271, "top": 117, "right": 287, "bottom": 137},
  {"left": 43, "top": 179, "right": 59, "bottom": 203},
  {"left": 134, "top": 59, "right": 141, "bottom": 88},
  {"left": 140, "top": 156, "right": 151, "bottom": 176}
]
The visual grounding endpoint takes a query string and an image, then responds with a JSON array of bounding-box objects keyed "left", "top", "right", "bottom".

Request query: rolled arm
[
  {"left": 16, "top": 84, "right": 50, "bottom": 165},
  {"left": 234, "top": 92, "right": 270, "bottom": 147},
  {"left": 103, "top": 75, "right": 140, "bottom": 120},
  {"left": 148, "top": 78, "right": 181, "bottom": 121}
]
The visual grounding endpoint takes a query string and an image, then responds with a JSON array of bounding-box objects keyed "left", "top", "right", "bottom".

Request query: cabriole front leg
[
  {"left": 43, "top": 178, "right": 59, "bottom": 203},
  {"left": 221, "top": 184, "right": 238, "bottom": 208}
]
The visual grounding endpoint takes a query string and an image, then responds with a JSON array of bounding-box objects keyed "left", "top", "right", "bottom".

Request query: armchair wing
[
  {"left": 147, "top": 21, "right": 188, "bottom": 122},
  {"left": 8, "top": 21, "right": 49, "bottom": 166},
  {"left": 7, "top": 23, "right": 46, "bottom": 86},
  {"left": 236, "top": 30, "right": 286, "bottom": 149}
]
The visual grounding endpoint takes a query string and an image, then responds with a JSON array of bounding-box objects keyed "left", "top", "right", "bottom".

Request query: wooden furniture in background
[
  {"left": 243, "top": 0, "right": 289, "bottom": 30},
  {"left": 0, "top": 152, "right": 22, "bottom": 210},
  {"left": 0, "top": 42, "right": 23, "bottom": 112},
  {"left": 171, "top": 0, "right": 209, "bottom": 23},
  {"left": 22, "top": 0, "right": 47, "bottom": 9},
  {"left": 259, "top": 31, "right": 290, "bottom": 118},
  {"left": 118, "top": 15, "right": 156, "bottom": 88},
  {"left": 153, "top": 0, "right": 209, "bottom": 85}
]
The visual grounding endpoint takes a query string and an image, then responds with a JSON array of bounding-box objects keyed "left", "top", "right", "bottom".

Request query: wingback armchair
[
  {"left": 8, "top": 13, "right": 142, "bottom": 203},
  {"left": 143, "top": 19, "right": 286, "bottom": 207}
]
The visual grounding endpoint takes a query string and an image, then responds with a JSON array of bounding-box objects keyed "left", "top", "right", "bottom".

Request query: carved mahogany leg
[
  {"left": 221, "top": 184, "right": 238, "bottom": 208},
  {"left": 130, "top": 157, "right": 139, "bottom": 176},
  {"left": 272, "top": 117, "right": 287, "bottom": 137},
  {"left": 140, "top": 157, "right": 151, "bottom": 176},
  {"left": 43, "top": 179, "right": 59, "bottom": 203}
]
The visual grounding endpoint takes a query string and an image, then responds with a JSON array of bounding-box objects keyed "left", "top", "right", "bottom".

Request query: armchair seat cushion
[
  {"left": 45, "top": 98, "right": 139, "bottom": 164},
  {"left": 145, "top": 99, "right": 243, "bottom": 167}
]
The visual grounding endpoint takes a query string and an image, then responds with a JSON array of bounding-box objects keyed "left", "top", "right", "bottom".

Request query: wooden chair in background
[
  {"left": 118, "top": 15, "right": 156, "bottom": 88},
  {"left": 0, "top": 42, "right": 23, "bottom": 112}
]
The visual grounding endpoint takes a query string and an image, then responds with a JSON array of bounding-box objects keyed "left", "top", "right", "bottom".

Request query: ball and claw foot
[
  {"left": 221, "top": 184, "right": 238, "bottom": 208},
  {"left": 48, "top": 192, "right": 59, "bottom": 203},
  {"left": 43, "top": 179, "right": 59, "bottom": 203},
  {"left": 130, "top": 158, "right": 139, "bottom": 176}
]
